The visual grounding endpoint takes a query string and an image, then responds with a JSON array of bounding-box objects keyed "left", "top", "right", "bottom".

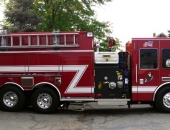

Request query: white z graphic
[{"left": 62, "top": 65, "right": 91, "bottom": 93}]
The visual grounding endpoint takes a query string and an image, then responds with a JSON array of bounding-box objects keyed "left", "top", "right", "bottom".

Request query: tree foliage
[
  {"left": 2, "top": 0, "right": 41, "bottom": 32},
  {"left": 156, "top": 32, "right": 167, "bottom": 38},
  {"left": 34, "top": 0, "right": 112, "bottom": 39}
]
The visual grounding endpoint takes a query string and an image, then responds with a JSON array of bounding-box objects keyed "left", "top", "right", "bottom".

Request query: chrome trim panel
[
  {"left": 95, "top": 99, "right": 130, "bottom": 101},
  {"left": 162, "top": 77, "right": 170, "bottom": 81},
  {"left": 21, "top": 77, "right": 34, "bottom": 87},
  {"left": 61, "top": 97, "right": 94, "bottom": 101},
  {"left": 136, "top": 64, "right": 138, "bottom": 83},
  {"left": 96, "top": 99, "right": 130, "bottom": 106}
]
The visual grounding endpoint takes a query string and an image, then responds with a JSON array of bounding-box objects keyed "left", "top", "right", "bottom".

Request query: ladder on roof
[{"left": 0, "top": 30, "right": 79, "bottom": 48}]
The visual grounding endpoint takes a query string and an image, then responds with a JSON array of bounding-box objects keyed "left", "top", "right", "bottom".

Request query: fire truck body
[
  {"left": 0, "top": 31, "right": 170, "bottom": 113},
  {"left": 0, "top": 51, "right": 94, "bottom": 96}
]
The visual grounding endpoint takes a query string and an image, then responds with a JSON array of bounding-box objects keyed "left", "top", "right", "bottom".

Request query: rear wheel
[
  {"left": 0, "top": 86, "right": 25, "bottom": 111},
  {"left": 31, "top": 87, "right": 59, "bottom": 113},
  {"left": 155, "top": 87, "right": 170, "bottom": 113}
]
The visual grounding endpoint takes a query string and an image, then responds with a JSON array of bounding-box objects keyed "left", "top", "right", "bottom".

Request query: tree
[
  {"left": 156, "top": 32, "right": 167, "bottom": 38},
  {"left": 168, "top": 30, "right": 170, "bottom": 37},
  {"left": 2, "top": 0, "right": 41, "bottom": 32},
  {"left": 34, "top": 0, "right": 112, "bottom": 39}
]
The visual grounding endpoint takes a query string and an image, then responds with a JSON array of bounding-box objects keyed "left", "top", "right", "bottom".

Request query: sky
[
  {"left": 0, "top": 2, "right": 5, "bottom": 20},
  {"left": 95, "top": 0, "right": 170, "bottom": 44}
]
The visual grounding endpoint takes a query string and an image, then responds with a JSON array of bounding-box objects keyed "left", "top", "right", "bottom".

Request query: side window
[
  {"left": 162, "top": 49, "right": 170, "bottom": 68},
  {"left": 140, "top": 49, "right": 158, "bottom": 69}
]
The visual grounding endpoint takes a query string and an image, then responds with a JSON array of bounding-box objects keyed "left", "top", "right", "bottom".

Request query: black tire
[
  {"left": 0, "top": 86, "right": 25, "bottom": 112},
  {"left": 155, "top": 87, "right": 170, "bottom": 113},
  {"left": 31, "top": 87, "right": 59, "bottom": 113}
]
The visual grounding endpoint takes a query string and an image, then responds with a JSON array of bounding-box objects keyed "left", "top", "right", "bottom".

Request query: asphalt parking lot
[{"left": 0, "top": 103, "right": 169, "bottom": 130}]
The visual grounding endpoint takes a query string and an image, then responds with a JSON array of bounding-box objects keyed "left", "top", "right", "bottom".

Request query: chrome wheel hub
[
  {"left": 3, "top": 91, "right": 18, "bottom": 107},
  {"left": 37, "top": 93, "right": 52, "bottom": 109},
  {"left": 163, "top": 92, "right": 170, "bottom": 108}
]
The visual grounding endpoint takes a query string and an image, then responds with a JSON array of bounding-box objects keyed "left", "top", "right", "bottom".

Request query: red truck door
[{"left": 136, "top": 39, "right": 159, "bottom": 101}]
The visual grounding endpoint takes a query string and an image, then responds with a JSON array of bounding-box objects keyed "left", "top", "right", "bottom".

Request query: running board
[
  {"left": 61, "top": 97, "right": 94, "bottom": 101},
  {"left": 95, "top": 99, "right": 130, "bottom": 106}
]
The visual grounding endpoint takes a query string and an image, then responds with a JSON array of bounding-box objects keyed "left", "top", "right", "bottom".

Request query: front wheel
[
  {"left": 0, "top": 86, "right": 25, "bottom": 112},
  {"left": 155, "top": 87, "right": 170, "bottom": 113},
  {"left": 31, "top": 87, "right": 59, "bottom": 113}
]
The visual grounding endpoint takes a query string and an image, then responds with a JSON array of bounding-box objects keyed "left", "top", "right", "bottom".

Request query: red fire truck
[{"left": 0, "top": 30, "right": 170, "bottom": 113}]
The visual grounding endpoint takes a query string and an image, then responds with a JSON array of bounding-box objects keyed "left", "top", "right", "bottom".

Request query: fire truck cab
[
  {"left": 0, "top": 31, "right": 170, "bottom": 113},
  {"left": 131, "top": 39, "right": 170, "bottom": 112}
]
